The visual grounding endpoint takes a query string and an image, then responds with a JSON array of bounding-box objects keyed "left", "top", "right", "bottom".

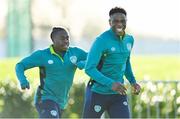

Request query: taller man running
[{"left": 83, "top": 7, "right": 141, "bottom": 118}]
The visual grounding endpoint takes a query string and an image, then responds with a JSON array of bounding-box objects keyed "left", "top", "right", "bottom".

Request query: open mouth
[
  {"left": 116, "top": 28, "right": 123, "bottom": 32},
  {"left": 64, "top": 43, "right": 69, "bottom": 48}
]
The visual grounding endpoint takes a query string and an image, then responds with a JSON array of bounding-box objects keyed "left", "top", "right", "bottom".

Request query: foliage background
[{"left": 0, "top": 56, "right": 180, "bottom": 118}]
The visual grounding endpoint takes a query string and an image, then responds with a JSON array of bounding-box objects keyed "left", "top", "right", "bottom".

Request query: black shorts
[
  {"left": 83, "top": 84, "right": 130, "bottom": 118},
  {"left": 35, "top": 99, "right": 63, "bottom": 118}
]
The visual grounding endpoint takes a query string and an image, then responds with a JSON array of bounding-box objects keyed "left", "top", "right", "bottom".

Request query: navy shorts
[
  {"left": 83, "top": 84, "right": 130, "bottom": 118},
  {"left": 35, "top": 99, "right": 63, "bottom": 118}
]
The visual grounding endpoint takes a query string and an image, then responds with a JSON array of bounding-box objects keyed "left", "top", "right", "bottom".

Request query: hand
[
  {"left": 132, "top": 83, "right": 141, "bottom": 95},
  {"left": 20, "top": 81, "right": 30, "bottom": 90},
  {"left": 76, "top": 61, "right": 86, "bottom": 70},
  {"left": 112, "top": 82, "right": 127, "bottom": 95}
]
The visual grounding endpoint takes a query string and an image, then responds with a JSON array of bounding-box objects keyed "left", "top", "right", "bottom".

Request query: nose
[
  {"left": 117, "top": 22, "right": 123, "bottom": 27},
  {"left": 114, "top": 21, "right": 123, "bottom": 27},
  {"left": 64, "top": 38, "right": 69, "bottom": 43},
  {"left": 115, "top": 23, "right": 123, "bottom": 29}
]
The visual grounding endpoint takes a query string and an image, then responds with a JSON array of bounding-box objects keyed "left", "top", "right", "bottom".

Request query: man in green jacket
[
  {"left": 15, "top": 27, "right": 87, "bottom": 118},
  {"left": 83, "top": 7, "right": 141, "bottom": 118}
]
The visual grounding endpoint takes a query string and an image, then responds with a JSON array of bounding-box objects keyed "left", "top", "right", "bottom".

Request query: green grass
[
  {"left": 0, "top": 55, "right": 180, "bottom": 85},
  {"left": 131, "top": 55, "right": 180, "bottom": 81}
]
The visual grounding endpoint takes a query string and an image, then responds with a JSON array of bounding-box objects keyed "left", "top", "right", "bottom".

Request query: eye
[
  {"left": 120, "top": 19, "right": 126, "bottom": 23},
  {"left": 113, "top": 19, "right": 127, "bottom": 24},
  {"left": 66, "top": 36, "right": 69, "bottom": 40}
]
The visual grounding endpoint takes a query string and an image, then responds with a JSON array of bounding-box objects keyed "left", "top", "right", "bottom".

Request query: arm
[
  {"left": 125, "top": 36, "right": 136, "bottom": 85},
  {"left": 125, "top": 36, "right": 141, "bottom": 94},
  {"left": 85, "top": 37, "right": 115, "bottom": 89},
  {"left": 76, "top": 60, "right": 86, "bottom": 70},
  {"left": 75, "top": 48, "right": 88, "bottom": 70},
  {"left": 124, "top": 57, "right": 136, "bottom": 85},
  {"left": 15, "top": 50, "right": 43, "bottom": 89},
  {"left": 125, "top": 59, "right": 141, "bottom": 95}
]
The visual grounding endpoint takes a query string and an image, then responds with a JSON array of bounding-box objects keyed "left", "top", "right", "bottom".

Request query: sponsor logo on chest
[
  {"left": 48, "top": 59, "right": 54, "bottom": 64},
  {"left": 111, "top": 47, "right": 116, "bottom": 52}
]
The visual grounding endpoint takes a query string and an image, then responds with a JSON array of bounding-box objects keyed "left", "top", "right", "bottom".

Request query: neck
[
  {"left": 53, "top": 45, "right": 66, "bottom": 55},
  {"left": 119, "top": 31, "right": 125, "bottom": 36},
  {"left": 112, "top": 29, "right": 125, "bottom": 39}
]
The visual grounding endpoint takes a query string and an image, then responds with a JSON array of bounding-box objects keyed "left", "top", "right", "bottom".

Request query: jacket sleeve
[
  {"left": 75, "top": 48, "right": 88, "bottom": 70},
  {"left": 15, "top": 50, "right": 43, "bottom": 85},
  {"left": 85, "top": 37, "right": 115, "bottom": 89},
  {"left": 124, "top": 56, "right": 136, "bottom": 85},
  {"left": 125, "top": 36, "right": 136, "bottom": 85}
]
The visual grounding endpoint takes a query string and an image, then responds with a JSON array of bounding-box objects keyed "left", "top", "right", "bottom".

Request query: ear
[{"left": 109, "top": 19, "right": 112, "bottom": 26}]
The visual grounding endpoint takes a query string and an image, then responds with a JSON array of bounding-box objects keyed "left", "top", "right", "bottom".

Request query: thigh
[
  {"left": 107, "top": 95, "right": 130, "bottom": 118},
  {"left": 82, "top": 88, "right": 106, "bottom": 118},
  {"left": 35, "top": 99, "right": 61, "bottom": 118}
]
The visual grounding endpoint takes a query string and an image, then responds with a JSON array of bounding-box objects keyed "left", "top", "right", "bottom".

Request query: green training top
[
  {"left": 15, "top": 45, "right": 87, "bottom": 109},
  {"left": 85, "top": 28, "right": 136, "bottom": 94}
]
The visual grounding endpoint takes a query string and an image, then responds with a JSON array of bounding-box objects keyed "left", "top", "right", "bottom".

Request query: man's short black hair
[
  {"left": 109, "top": 7, "right": 127, "bottom": 17},
  {"left": 50, "top": 27, "right": 66, "bottom": 40}
]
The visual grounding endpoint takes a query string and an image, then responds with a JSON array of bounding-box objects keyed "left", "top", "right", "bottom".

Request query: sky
[
  {"left": 0, "top": 0, "right": 180, "bottom": 40},
  {"left": 69, "top": 0, "right": 180, "bottom": 40}
]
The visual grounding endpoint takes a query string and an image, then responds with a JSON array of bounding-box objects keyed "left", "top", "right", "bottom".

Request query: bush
[
  {"left": 0, "top": 78, "right": 85, "bottom": 118},
  {"left": 62, "top": 83, "right": 85, "bottom": 118},
  {"left": 0, "top": 78, "right": 37, "bottom": 118},
  {"left": 0, "top": 79, "right": 179, "bottom": 118}
]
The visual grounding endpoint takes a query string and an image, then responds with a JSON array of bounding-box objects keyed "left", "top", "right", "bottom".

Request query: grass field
[
  {"left": 131, "top": 55, "right": 180, "bottom": 81},
  {"left": 1, "top": 55, "right": 179, "bottom": 118},
  {"left": 0, "top": 55, "right": 180, "bottom": 85}
]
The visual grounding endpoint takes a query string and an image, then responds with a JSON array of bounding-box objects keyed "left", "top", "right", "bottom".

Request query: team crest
[
  {"left": 127, "top": 43, "right": 132, "bottom": 51},
  {"left": 123, "top": 101, "right": 128, "bottom": 106},
  {"left": 50, "top": 110, "right": 57, "bottom": 117},
  {"left": 70, "top": 56, "right": 77, "bottom": 64},
  {"left": 94, "top": 105, "right": 101, "bottom": 112}
]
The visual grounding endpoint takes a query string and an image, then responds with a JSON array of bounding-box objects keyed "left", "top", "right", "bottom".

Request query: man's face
[
  {"left": 52, "top": 30, "right": 69, "bottom": 51},
  {"left": 109, "top": 13, "right": 127, "bottom": 36}
]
